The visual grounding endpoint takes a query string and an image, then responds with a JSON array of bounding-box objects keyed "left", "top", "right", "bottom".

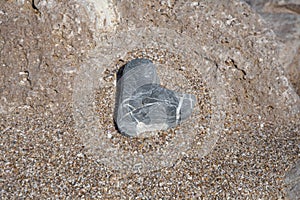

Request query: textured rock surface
[
  {"left": 0, "top": 0, "right": 299, "bottom": 199},
  {"left": 116, "top": 58, "right": 196, "bottom": 136},
  {"left": 285, "top": 160, "right": 300, "bottom": 200},
  {"left": 244, "top": 0, "right": 300, "bottom": 95},
  {"left": 243, "top": 2, "right": 300, "bottom": 198}
]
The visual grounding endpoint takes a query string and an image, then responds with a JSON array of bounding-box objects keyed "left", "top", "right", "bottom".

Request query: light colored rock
[
  {"left": 243, "top": 0, "right": 300, "bottom": 94},
  {"left": 84, "top": 0, "right": 119, "bottom": 31}
]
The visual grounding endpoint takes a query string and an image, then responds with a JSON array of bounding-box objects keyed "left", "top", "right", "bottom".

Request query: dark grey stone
[{"left": 115, "top": 58, "right": 196, "bottom": 136}]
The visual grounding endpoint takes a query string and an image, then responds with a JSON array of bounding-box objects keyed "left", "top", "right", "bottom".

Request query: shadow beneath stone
[{"left": 113, "top": 64, "right": 126, "bottom": 136}]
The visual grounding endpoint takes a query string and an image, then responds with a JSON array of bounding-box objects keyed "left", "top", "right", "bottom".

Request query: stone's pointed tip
[{"left": 175, "top": 93, "right": 197, "bottom": 123}]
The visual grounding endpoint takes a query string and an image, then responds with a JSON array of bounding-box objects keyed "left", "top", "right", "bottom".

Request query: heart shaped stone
[{"left": 115, "top": 58, "right": 196, "bottom": 136}]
